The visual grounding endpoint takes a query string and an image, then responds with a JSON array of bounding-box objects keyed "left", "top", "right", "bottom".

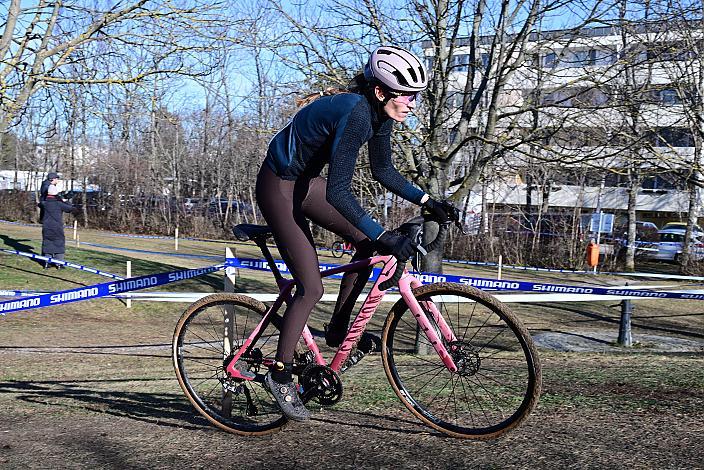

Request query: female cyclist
[{"left": 257, "top": 46, "right": 452, "bottom": 420}]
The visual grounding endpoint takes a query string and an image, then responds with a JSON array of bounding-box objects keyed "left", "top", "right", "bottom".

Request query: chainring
[{"left": 300, "top": 364, "right": 343, "bottom": 406}]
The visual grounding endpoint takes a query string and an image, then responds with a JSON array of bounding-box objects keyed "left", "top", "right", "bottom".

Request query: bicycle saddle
[{"left": 232, "top": 224, "right": 273, "bottom": 242}]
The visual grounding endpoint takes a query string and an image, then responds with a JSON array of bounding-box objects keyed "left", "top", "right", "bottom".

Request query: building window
[
  {"left": 653, "top": 128, "right": 694, "bottom": 147},
  {"left": 642, "top": 175, "right": 678, "bottom": 190},
  {"left": 541, "top": 89, "right": 570, "bottom": 106},
  {"left": 659, "top": 89, "right": 681, "bottom": 105},
  {"left": 450, "top": 53, "right": 490, "bottom": 72},
  {"left": 541, "top": 87, "right": 609, "bottom": 107},
  {"left": 445, "top": 91, "right": 466, "bottom": 109},
  {"left": 452, "top": 54, "right": 470, "bottom": 72},
  {"left": 648, "top": 42, "right": 698, "bottom": 61},
  {"left": 543, "top": 52, "right": 557, "bottom": 68},
  {"left": 592, "top": 48, "right": 616, "bottom": 65},
  {"left": 543, "top": 48, "right": 615, "bottom": 69},
  {"left": 481, "top": 53, "right": 490, "bottom": 69},
  {"left": 569, "top": 50, "right": 591, "bottom": 66}
]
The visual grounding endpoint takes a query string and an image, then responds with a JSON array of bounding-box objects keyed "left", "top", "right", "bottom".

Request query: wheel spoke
[
  {"left": 383, "top": 285, "right": 541, "bottom": 438},
  {"left": 173, "top": 295, "right": 286, "bottom": 435}
]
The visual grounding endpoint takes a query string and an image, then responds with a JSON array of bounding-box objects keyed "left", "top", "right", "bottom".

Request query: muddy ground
[
  {"left": 1, "top": 225, "right": 703, "bottom": 469},
  {"left": 1, "top": 299, "right": 702, "bottom": 470}
]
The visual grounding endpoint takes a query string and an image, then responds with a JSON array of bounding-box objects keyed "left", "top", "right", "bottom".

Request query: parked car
[
  {"left": 643, "top": 229, "right": 704, "bottom": 262},
  {"left": 612, "top": 221, "right": 659, "bottom": 242},
  {"left": 661, "top": 221, "right": 704, "bottom": 236},
  {"left": 207, "top": 198, "right": 254, "bottom": 215},
  {"left": 610, "top": 221, "right": 659, "bottom": 258}
]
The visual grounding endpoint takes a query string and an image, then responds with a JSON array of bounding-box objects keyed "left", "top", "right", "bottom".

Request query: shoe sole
[{"left": 264, "top": 374, "right": 310, "bottom": 422}]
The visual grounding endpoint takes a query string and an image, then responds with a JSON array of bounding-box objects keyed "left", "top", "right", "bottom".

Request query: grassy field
[{"left": 1, "top": 222, "right": 703, "bottom": 468}]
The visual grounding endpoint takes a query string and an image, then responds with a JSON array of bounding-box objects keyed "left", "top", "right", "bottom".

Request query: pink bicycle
[{"left": 172, "top": 216, "right": 541, "bottom": 439}]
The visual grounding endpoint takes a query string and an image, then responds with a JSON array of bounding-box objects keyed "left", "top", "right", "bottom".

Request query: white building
[
  {"left": 425, "top": 22, "right": 703, "bottom": 227},
  {"left": 0, "top": 170, "right": 97, "bottom": 193}
]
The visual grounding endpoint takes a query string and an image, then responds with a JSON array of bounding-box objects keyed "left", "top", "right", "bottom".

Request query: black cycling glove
[
  {"left": 376, "top": 231, "right": 415, "bottom": 261},
  {"left": 423, "top": 197, "right": 459, "bottom": 224}
]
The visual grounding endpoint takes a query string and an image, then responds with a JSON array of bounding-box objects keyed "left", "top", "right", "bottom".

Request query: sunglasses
[{"left": 389, "top": 91, "right": 420, "bottom": 104}]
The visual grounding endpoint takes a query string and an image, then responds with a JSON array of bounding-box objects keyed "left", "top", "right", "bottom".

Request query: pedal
[
  {"left": 340, "top": 350, "right": 365, "bottom": 374},
  {"left": 357, "top": 332, "right": 382, "bottom": 354}
]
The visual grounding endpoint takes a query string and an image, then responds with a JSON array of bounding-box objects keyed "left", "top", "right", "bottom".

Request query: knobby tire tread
[
  {"left": 381, "top": 282, "right": 542, "bottom": 440},
  {"left": 173, "top": 293, "right": 287, "bottom": 436}
]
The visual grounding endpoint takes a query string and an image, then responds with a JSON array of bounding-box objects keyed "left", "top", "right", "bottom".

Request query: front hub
[{"left": 449, "top": 341, "right": 481, "bottom": 377}]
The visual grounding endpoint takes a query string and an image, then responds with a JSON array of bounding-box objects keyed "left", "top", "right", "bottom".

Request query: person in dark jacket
[
  {"left": 256, "top": 46, "right": 456, "bottom": 421},
  {"left": 39, "top": 172, "right": 60, "bottom": 222},
  {"left": 40, "top": 172, "right": 60, "bottom": 202},
  {"left": 41, "top": 185, "right": 77, "bottom": 269}
]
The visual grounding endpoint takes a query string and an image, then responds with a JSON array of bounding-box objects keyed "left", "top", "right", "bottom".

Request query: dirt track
[
  {"left": 1, "top": 225, "right": 703, "bottom": 469},
  {"left": 1, "top": 343, "right": 702, "bottom": 469}
]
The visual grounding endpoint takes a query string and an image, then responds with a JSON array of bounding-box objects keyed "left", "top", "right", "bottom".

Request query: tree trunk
[
  {"left": 679, "top": 181, "right": 700, "bottom": 272},
  {"left": 625, "top": 173, "right": 639, "bottom": 272},
  {"left": 421, "top": 221, "right": 442, "bottom": 273}
]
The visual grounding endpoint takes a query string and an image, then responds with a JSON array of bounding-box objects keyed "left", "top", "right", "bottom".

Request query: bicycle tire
[
  {"left": 331, "top": 241, "right": 345, "bottom": 258},
  {"left": 381, "top": 283, "right": 541, "bottom": 439},
  {"left": 173, "top": 293, "right": 287, "bottom": 435}
]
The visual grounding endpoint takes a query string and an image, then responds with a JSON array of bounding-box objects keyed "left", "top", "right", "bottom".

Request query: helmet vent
[
  {"left": 365, "top": 46, "right": 428, "bottom": 93},
  {"left": 392, "top": 71, "right": 409, "bottom": 87}
]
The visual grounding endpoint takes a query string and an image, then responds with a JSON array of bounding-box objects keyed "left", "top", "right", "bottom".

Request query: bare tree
[
  {"left": 264, "top": 0, "right": 617, "bottom": 271},
  {"left": 0, "top": 0, "right": 231, "bottom": 135},
  {"left": 654, "top": 3, "right": 704, "bottom": 270}
]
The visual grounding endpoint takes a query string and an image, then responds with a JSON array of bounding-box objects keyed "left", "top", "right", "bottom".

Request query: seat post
[{"left": 254, "top": 237, "right": 286, "bottom": 284}]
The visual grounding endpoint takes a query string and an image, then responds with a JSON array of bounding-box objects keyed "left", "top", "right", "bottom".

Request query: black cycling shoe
[
  {"left": 324, "top": 322, "right": 347, "bottom": 348},
  {"left": 325, "top": 323, "right": 381, "bottom": 353},
  {"left": 265, "top": 373, "right": 310, "bottom": 421},
  {"left": 357, "top": 332, "right": 382, "bottom": 354}
]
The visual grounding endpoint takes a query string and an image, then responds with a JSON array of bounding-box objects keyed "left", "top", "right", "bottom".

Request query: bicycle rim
[
  {"left": 331, "top": 241, "right": 344, "bottom": 258},
  {"left": 173, "top": 293, "right": 287, "bottom": 435},
  {"left": 382, "top": 283, "right": 541, "bottom": 439}
]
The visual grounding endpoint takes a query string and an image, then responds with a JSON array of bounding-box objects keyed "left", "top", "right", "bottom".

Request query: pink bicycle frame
[{"left": 225, "top": 254, "right": 458, "bottom": 379}]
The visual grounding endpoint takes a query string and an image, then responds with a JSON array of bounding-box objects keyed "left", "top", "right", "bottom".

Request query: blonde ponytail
[{"left": 295, "top": 86, "right": 348, "bottom": 108}]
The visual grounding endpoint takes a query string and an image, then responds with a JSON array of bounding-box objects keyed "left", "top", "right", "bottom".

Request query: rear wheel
[
  {"left": 331, "top": 241, "right": 345, "bottom": 258},
  {"left": 382, "top": 283, "right": 541, "bottom": 439},
  {"left": 173, "top": 293, "right": 286, "bottom": 435}
]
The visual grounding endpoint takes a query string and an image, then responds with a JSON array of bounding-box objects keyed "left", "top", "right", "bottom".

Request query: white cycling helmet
[{"left": 364, "top": 46, "right": 428, "bottom": 93}]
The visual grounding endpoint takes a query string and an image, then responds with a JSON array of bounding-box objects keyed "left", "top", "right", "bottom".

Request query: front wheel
[
  {"left": 172, "top": 293, "right": 287, "bottom": 435},
  {"left": 382, "top": 283, "right": 541, "bottom": 439}
]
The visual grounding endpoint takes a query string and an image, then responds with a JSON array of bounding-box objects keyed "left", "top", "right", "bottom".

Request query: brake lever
[{"left": 455, "top": 220, "right": 467, "bottom": 235}]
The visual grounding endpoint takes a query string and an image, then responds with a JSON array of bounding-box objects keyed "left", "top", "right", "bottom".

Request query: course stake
[{"left": 126, "top": 261, "right": 132, "bottom": 309}]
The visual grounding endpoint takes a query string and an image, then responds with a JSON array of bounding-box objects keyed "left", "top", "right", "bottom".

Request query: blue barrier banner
[
  {"left": 225, "top": 257, "right": 704, "bottom": 300},
  {"left": 0, "top": 264, "right": 224, "bottom": 315},
  {"left": 0, "top": 219, "right": 39, "bottom": 227},
  {"left": 227, "top": 257, "right": 382, "bottom": 280},
  {"left": 105, "top": 233, "right": 171, "bottom": 240},
  {"left": 78, "top": 242, "right": 223, "bottom": 260},
  {"left": 0, "top": 290, "right": 43, "bottom": 297},
  {"left": 1, "top": 248, "right": 124, "bottom": 279}
]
